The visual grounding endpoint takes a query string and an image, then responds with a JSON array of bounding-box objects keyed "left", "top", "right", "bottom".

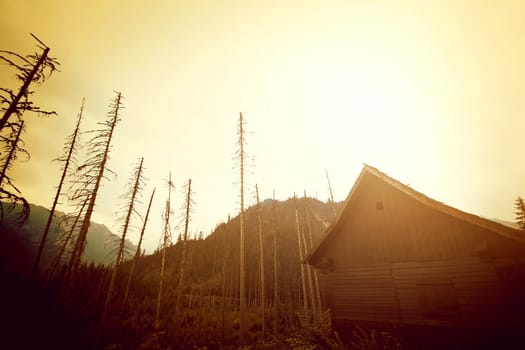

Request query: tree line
[{"left": 0, "top": 34, "right": 346, "bottom": 349}]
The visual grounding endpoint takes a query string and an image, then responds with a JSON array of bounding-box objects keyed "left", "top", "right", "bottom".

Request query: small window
[
  {"left": 417, "top": 282, "right": 459, "bottom": 319},
  {"left": 376, "top": 201, "right": 384, "bottom": 210}
]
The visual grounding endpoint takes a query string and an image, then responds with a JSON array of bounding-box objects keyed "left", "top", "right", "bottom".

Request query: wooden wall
[
  {"left": 328, "top": 257, "right": 520, "bottom": 328},
  {"left": 322, "top": 172, "right": 525, "bottom": 328}
]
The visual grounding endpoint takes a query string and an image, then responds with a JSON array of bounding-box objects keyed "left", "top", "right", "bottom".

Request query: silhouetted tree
[
  {"left": 326, "top": 169, "right": 337, "bottom": 220},
  {"left": 68, "top": 92, "right": 123, "bottom": 276},
  {"left": 33, "top": 99, "right": 84, "bottom": 277},
  {"left": 124, "top": 187, "right": 156, "bottom": 302},
  {"left": 271, "top": 191, "right": 279, "bottom": 333},
  {"left": 236, "top": 111, "right": 247, "bottom": 342},
  {"left": 48, "top": 196, "right": 89, "bottom": 279},
  {"left": 0, "top": 34, "right": 59, "bottom": 223},
  {"left": 0, "top": 33, "right": 59, "bottom": 131},
  {"left": 303, "top": 191, "right": 320, "bottom": 321},
  {"left": 0, "top": 120, "right": 28, "bottom": 223},
  {"left": 102, "top": 157, "right": 145, "bottom": 324},
  {"left": 515, "top": 196, "right": 525, "bottom": 230},
  {"left": 294, "top": 194, "right": 309, "bottom": 323},
  {"left": 255, "top": 184, "right": 265, "bottom": 342},
  {"left": 221, "top": 215, "right": 230, "bottom": 344},
  {"left": 175, "top": 178, "right": 194, "bottom": 315},
  {"left": 156, "top": 173, "right": 174, "bottom": 329}
]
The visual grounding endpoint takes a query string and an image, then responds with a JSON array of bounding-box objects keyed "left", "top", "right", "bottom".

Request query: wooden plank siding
[
  {"left": 329, "top": 264, "right": 400, "bottom": 323},
  {"left": 392, "top": 257, "right": 505, "bottom": 328},
  {"left": 328, "top": 174, "right": 519, "bottom": 268},
  {"left": 310, "top": 166, "right": 525, "bottom": 330},
  {"left": 329, "top": 258, "right": 508, "bottom": 328}
]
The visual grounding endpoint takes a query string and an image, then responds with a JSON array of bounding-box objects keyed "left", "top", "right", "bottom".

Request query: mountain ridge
[{"left": 0, "top": 201, "right": 137, "bottom": 275}]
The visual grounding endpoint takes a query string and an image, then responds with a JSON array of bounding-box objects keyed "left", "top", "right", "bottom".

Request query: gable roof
[{"left": 305, "top": 164, "right": 525, "bottom": 265}]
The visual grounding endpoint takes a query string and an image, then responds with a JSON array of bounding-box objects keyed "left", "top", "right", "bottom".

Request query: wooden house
[{"left": 305, "top": 165, "right": 525, "bottom": 346}]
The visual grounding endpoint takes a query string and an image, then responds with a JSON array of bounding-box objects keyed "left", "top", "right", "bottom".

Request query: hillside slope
[
  {"left": 123, "top": 196, "right": 340, "bottom": 306},
  {"left": 0, "top": 202, "right": 136, "bottom": 275}
]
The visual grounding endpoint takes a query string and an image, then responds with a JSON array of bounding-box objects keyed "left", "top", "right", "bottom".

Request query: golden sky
[{"left": 2, "top": 0, "right": 525, "bottom": 252}]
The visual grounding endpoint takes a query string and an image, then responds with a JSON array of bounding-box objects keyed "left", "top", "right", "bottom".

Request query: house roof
[{"left": 305, "top": 164, "right": 525, "bottom": 265}]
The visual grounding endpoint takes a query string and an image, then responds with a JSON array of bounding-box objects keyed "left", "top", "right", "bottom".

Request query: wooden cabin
[{"left": 305, "top": 165, "right": 525, "bottom": 347}]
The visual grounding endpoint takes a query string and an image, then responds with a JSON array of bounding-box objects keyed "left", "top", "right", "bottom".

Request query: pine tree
[{"left": 515, "top": 196, "right": 525, "bottom": 230}]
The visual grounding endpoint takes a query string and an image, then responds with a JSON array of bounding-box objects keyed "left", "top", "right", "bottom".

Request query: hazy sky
[{"left": 2, "top": 0, "right": 525, "bottom": 252}]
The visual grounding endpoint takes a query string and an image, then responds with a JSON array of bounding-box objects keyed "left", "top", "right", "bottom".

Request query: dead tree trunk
[
  {"left": 48, "top": 196, "right": 88, "bottom": 280},
  {"left": 175, "top": 178, "right": 193, "bottom": 316},
  {"left": 301, "top": 212, "right": 317, "bottom": 323},
  {"left": 326, "top": 170, "right": 337, "bottom": 220},
  {"left": 0, "top": 34, "right": 59, "bottom": 224},
  {"left": 156, "top": 173, "right": 174, "bottom": 329},
  {"left": 271, "top": 191, "right": 279, "bottom": 333},
  {"left": 101, "top": 157, "right": 145, "bottom": 324},
  {"left": 238, "top": 112, "right": 247, "bottom": 342},
  {"left": 68, "top": 92, "right": 123, "bottom": 276},
  {"left": 221, "top": 216, "right": 229, "bottom": 345},
  {"left": 0, "top": 34, "right": 57, "bottom": 130},
  {"left": 255, "top": 184, "right": 265, "bottom": 342},
  {"left": 33, "top": 99, "right": 84, "bottom": 278},
  {"left": 0, "top": 120, "right": 24, "bottom": 185},
  {"left": 294, "top": 195, "right": 309, "bottom": 324},
  {"left": 0, "top": 119, "right": 29, "bottom": 224},
  {"left": 124, "top": 187, "right": 156, "bottom": 303},
  {"left": 303, "top": 191, "right": 322, "bottom": 319}
]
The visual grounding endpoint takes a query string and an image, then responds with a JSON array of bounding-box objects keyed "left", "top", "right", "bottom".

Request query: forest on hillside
[{"left": 0, "top": 35, "right": 398, "bottom": 350}]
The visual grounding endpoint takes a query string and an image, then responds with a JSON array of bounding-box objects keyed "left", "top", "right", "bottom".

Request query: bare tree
[
  {"left": 0, "top": 120, "right": 25, "bottom": 183},
  {"left": 303, "top": 191, "right": 323, "bottom": 316},
  {"left": 47, "top": 196, "right": 89, "bottom": 280},
  {"left": 123, "top": 187, "right": 156, "bottom": 303},
  {"left": 271, "top": 191, "right": 279, "bottom": 333},
  {"left": 175, "top": 178, "right": 194, "bottom": 316},
  {"left": 156, "top": 173, "right": 174, "bottom": 329},
  {"left": 326, "top": 169, "right": 337, "bottom": 220},
  {"left": 0, "top": 120, "right": 28, "bottom": 223},
  {"left": 236, "top": 112, "right": 247, "bottom": 342},
  {"left": 294, "top": 194, "right": 309, "bottom": 323},
  {"left": 255, "top": 184, "right": 265, "bottom": 341},
  {"left": 101, "top": 157, "right": 145, "bottom": 324},
  {"left": 302, "top": 191, "right": 319, "bottom": 322},
  {"left": 0, "top": 33, "right": 59, "bottom": 131},
  {"left": 221, "top": 215, "right": 230, "bottom": 345},
  {"left": 32, "top": 99, "right": 84, "bottom": 277},
  {"left": 0, "top": 34, "right": 60, "bottom": 223},
  {"left": 68, "top": 92, "right": 123, "bottom": 276}
]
